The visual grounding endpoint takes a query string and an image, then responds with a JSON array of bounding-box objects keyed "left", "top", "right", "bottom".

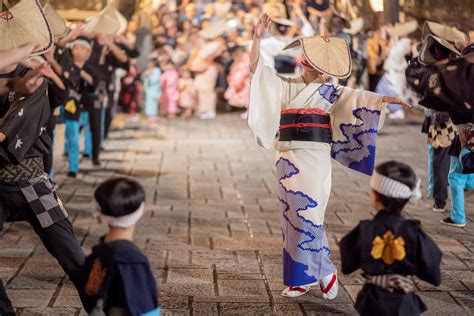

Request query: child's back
[
  {"left": 340, "top": 211, "right": 441, "bottom": 315},
  {"left": 82, "top": 177, "right": 160, "bottom": 315},
  {"left": 84, "top": 239, "right": 158, "bottom": 315},
  {"left": 340, "top": 161, "right": 442, "bottom": 316}
]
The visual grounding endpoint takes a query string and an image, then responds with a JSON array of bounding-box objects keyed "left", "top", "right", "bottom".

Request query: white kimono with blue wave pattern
[{"left": 248, "top": 53, "right": 386, "bottom": 287}]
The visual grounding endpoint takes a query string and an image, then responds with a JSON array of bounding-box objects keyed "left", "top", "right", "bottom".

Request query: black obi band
[{"left": 279, "top": 109, "right": 332, "bottom": 143}]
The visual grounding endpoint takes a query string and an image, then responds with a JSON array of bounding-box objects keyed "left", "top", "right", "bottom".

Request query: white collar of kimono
[
  {"left": 370, "top": 171, "right": 421, "bottom": 200},
  {"left": 93, "top": 201, "right": 145, "bottom": 228}
]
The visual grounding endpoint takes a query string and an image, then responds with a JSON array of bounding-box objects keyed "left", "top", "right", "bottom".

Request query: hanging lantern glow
[{"left": 369, "top": 0, "right": 384, "bottom": 12}]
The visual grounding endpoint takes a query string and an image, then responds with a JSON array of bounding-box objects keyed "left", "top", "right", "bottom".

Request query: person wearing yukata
[
  {"left": 248, "top": 14, "right": 410, "bottom": 299},
  {"left": 178, "top": 67, "right": 197, "bottom": 119},
  {"left": 224, "top": 46, "right": 251, "bottom": 118},
  {"left": 142, "top": 58, "right": 162, "bottom": 122},
  {"left": 189, "top": 25, "right": 226, "bottom": 120},
  {"left": 60, "top": 37, "right": 97, "bottom": 178},
  {"left": 340, "top": 161, "right": 442, "bottom": 316},
  {"left": 82, "top": 177, "right": 160, "bottom": 315},
  {"left": 159, "top": 60, "right": 180, "bottom": 119}
]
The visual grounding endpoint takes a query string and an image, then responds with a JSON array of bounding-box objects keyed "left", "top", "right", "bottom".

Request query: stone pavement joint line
[{"left": 1, "top": 114, "right": 473, "bottom": 315}]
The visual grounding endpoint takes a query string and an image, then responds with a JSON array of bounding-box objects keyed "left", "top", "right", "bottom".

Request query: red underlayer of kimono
[{"left": 248, "top": 53, "right": 386, "bottom": 287}]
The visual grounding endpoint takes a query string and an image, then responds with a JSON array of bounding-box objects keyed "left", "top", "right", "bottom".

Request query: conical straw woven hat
[
  {"left": 422, "top": 21, "right": 466, "bottom": 43},
  {"left": 0, "top": 0, "right": 53, "bottom": 55},
  {"left": 391, "top": 20, "right": 418, "bottom": 37},
  {"left": 199, "top": 22, "right": 227, "bottom": 40},
  {"left": 83, "top": 4, "right": 121, "bottom": 36},
  {"left": 44, "top": 2, "right": 68, "bottom": 38},
  {"left": 284, "top": 36, "right": 352, "bottom": 79}
]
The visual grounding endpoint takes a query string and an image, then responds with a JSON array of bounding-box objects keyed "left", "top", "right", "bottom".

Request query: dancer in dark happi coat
[
  {"left": 82, "top": 177, "right": 160, "bottom": 316},
  {"left": 340, "top": 161, "right": 442, "bottom": 316},
  {"left": 0, "top": 65, "right": 85, "bottom": 314}
]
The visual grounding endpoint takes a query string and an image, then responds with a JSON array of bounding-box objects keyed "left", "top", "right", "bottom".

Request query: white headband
[
  {"left": 370, "top": 171, "right": 421, "bottom": 201},
  {"left": 68, "top": 39, "right": 92, "bottom": 50},
  {"left": 94, "top": 201, "right": 145, "bottom": 228}
]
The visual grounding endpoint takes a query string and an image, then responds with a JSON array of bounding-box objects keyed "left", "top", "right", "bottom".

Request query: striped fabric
[
  {"left": 364, "top": 274, "right": 415, "bottom": 294},
  {"left": 370, "top": 171, "right": 413, "bottom": 199}
]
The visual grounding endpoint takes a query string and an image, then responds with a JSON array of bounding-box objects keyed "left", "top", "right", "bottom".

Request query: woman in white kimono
[{"left": 248, "top": 14, "right": 409, "bottom": 299}]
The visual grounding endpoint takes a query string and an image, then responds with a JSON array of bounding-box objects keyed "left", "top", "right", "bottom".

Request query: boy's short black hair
[
  {"left": 94, "top": 177, "right": 146, "bottom": 217},
  {"left": 374, "top": 161, "right": 417, "bottom": 214}
]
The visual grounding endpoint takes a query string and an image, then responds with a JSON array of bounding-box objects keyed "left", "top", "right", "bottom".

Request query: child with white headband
[
  {"left": 339, "top": 161, "right": 442, "bottom": 316},
  {"left": 81, "top": 177, "right": 160, "bottom": 315}
]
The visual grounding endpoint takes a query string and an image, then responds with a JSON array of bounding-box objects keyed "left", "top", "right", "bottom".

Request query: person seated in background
[{"left": 82, "top": 177, "right": 160, "bottom": 315}]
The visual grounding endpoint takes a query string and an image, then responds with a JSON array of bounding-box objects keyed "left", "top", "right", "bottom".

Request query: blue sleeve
[{"left": 117, "top": 262, "right": 159, "bottom": 316}]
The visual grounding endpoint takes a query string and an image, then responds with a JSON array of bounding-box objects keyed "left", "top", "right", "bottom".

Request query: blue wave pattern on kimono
[
  {"left": 276, "top": 158, "right": 334, "bottom": 286},
  {"left": 331, "top": 108, "right": 381, "bottom": 176}
]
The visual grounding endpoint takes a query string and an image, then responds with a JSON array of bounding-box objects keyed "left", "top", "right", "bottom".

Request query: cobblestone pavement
[{"left": 1, "top": 113, "right": 473, "bottom": 315}]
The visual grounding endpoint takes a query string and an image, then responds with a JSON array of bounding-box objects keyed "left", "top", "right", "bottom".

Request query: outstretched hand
[
  {"left": 254, "top": 13, "right": 272, "bottom": 39},
  {"left": 382, "top": 96, "right": 412, "bottom": 108}
]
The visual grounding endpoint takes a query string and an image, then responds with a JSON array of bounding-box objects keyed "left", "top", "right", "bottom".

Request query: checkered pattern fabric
[
  {"left": 18, "top": 174, "right": 68, "bottom": 228},
  {"left": 428, "top": 117, "right": 456, "bottom": 148},
  {"left": 364, "top": 274, "right": 415, "bottom": 294}
]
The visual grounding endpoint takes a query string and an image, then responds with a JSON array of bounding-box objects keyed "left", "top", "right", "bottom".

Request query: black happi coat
[
  {"left": 461, "top": 149, "right": 474, "bottom": 174},
  {"left": 406, "top": 57, "right": 474, "bottom": 124},
  {"left": 0, "top": 66, "right": 52, "bottom": 164},
  {"left": 82, "top": 240, "right": 159, "bottom": 315},
  {"left": 340, "top": 211, "right": 442, "bottom": 316}
]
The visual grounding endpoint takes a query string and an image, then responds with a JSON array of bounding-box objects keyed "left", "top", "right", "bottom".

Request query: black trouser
[
  {"left": 433, "top": 146, "right": 451, "bottom": 209},
  {"left": 86, "top": 106, "right": 102, "bottom": 164},
  {"left": 104, "top": 89, "right": 115, "bottom": 139},
  {"left": 0, "top": 188, "right": 86, "bottom": 313},
  {"left": 43, "top": 116, "right": 56, "bottom": 176}
]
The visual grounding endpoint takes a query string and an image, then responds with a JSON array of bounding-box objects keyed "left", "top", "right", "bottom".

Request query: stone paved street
[{"left": 1, "top": 113, "right": 473, "bottom": 315}]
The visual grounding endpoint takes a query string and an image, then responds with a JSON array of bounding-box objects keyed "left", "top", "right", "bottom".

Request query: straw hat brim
[
  {"left": 199, "top": 23, "right": 228, "bottom": 40},
  {"left": 284, "top": 36, "right": 352, "bottom": 79},
  {"left": 419, "top": 34, "right": 462, "bottom": 64},
  {"left": 271, "top": 17, "right": 296, "bottom": 27},
  {"left": 83, "top": 5, "right": 121, "bottom": 36},
  {"left": 422, "top": 21, "right": 466, "bottom": 43},
  {"left": 0, "top": 0, "right": 53, "bottom": 55},
  {"left": 343, "top": 17, "right": 364, "bottom": 35},
  {"left": 44, "top": 2, "right": 68, "bottom": 38},
  {"left": 390, "top": 20, "right": 418, "bottom": 37}
]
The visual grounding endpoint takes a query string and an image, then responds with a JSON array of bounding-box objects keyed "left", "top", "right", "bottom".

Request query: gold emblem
[
  {"left": 85, "top": 259, "right": 108, "bottom": 296},
  {"left": 371, "top": 231, "right": 406, "bottom": 265}
]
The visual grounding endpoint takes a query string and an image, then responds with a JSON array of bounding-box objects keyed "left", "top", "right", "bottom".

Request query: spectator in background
[{"left": 367, "top": 29, "right": 388, "bottom": 91}]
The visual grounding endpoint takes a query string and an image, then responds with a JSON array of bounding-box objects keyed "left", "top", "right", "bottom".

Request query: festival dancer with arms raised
[{"left": 248, "top": 14, "right": 410, "bottom": 299}]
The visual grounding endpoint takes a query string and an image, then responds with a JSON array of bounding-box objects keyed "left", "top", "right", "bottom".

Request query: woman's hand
[
  {"left": 254, "top": 13, "right": 272, "bottom": 39},
  {"left": 382, "top": 96, "right": 412, "bottom": 108}
]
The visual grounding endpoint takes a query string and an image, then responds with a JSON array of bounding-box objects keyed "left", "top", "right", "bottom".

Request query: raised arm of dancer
[
  {"left": 0, "top": 44, "right": 37, "bottom": 69},
  {"left": 250, "top": 14, "right": 272, "bottom": 74}
]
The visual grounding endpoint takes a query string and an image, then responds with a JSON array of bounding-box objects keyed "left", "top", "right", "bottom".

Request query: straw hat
[
  {"left": 343, "top": 17, "right": 364, "bottom": 35},
  {"left": 419, "top": 21, "right": 467, "bottom": 64},
  {"left": 390, "top": 20, "right": 418, "bottom": 37},
  {"left": 0, "top": 0, "right": 53, "bottom": 55},
  {"left": 283, "top": 36, "right": 352, "bottom": 79},
  {"left": 43, "top": 2, "right": 68, "bottom": 38},
  {"left": 83, "top": 4, "right": 123, "bottom": 36},
  {"left": 271, "top": 17, "right": 296, "bottom": 27},
  {"left": 422, "top": 21, "right": 466, "bottom": 43},
  {"left": 199, "top": 22, "right": 228, "bottom": 40}
]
